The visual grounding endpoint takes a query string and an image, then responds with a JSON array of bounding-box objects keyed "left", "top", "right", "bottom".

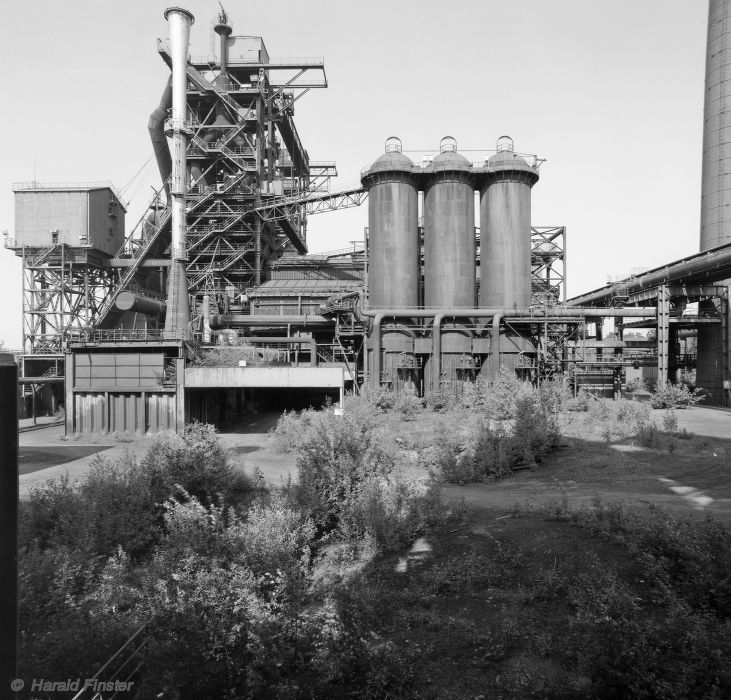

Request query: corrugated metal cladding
[
  {"left": 75, "top": 392, "right": 107, "bottom": 433},
  {"left": 75, "top": 353, "right": 165, "bottom": 388},
  {"left": 13, "top": 188, "right": 125, "bottom": 256},
  {"left": 253, "top": 299, "right": 323, "bottom": 315},
  {"left": 146, "top": 393, "right": 176, "bottom": 432},
  {"left": 268, "top": 266, "right": 364, "bottom": 282},
  {"left": 14, "top": 191, "right": 88, "bottom": 247},
  {"left": 73, "top": 391, "right": 176, "bottom": 434},
  {"left": 88, "top": 189, "right": 125, "bottom": 256}
]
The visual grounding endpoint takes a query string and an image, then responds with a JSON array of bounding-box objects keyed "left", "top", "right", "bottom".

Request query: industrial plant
[{"left": 5, "top": 3, "right": 731, "bottom": 435}]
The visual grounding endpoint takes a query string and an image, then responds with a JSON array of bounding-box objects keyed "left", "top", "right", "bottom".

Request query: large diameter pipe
[
  {"left": 148, "top": 78, "right": 173, "bottom": 198},
  {"left": 209, "top": 314, "right": 334, "bottom": 329},
  {"left": 366, "top": 307, "right": 657, "bottom": 391},
  {"left": 163, "top": 6, "right": 194, "bottom": 337},
  {"left": 115, "top": 291, "right": 166, "bottom": 317},
  {"left": 566, "top": 242, "right": 731, "bottom": 307}
]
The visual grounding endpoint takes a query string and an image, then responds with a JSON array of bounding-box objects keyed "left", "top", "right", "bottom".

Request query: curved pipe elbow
[{"left": 148, "top": 78, "right": 173, "bottom": 197}]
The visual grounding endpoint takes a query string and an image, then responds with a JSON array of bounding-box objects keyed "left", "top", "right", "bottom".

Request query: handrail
[{"left": 12, "top": 180, "right": 126, "bottom": 205}]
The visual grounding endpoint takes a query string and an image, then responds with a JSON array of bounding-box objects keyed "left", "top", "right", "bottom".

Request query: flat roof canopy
[{"left": 185, "top": 366, "right": 344, "bottom": 389}]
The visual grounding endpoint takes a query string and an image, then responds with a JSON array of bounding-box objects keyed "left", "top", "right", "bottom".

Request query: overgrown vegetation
[
  {"left": 650, "top": 382, "right": 707, "bottom": 409},
  {"left": 19, "top": 411, "right": 456, "bottom": 699},
  {"left": 21, "top": 368, "right": 727, "bottom": 697},
  {"left": 192, "top": 337, "right": 288, "bottom": 367}
]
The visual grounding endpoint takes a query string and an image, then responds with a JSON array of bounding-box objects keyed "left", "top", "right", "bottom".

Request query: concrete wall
[{"left": 185, "top": 365, "right": 344, "bottom": 389}]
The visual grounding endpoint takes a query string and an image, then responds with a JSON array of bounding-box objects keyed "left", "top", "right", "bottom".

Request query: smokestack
[
  {"left": 698, "top": 0, "right": 731, "bottom": 404},
  {"left": 701, "top": 0, "right": 731, "bottom": 250},
  {"left": 214, "top": 5, "right": 233, "bottom": 86},
  {"left": 163, "top": 6, "right": 194, "bottom": 337}
]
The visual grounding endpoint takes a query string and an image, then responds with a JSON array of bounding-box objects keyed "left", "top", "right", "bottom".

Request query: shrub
[
  {"left": 141, "top": 421, "right": 238, "bottom": 501},
  {"left": 296, "top": 410, "right": 393, "bottom": 536},
  {"left": 662, "top": 409, "right": 679, "bottom": 433},
  {"left": 425, "top": 389, "right": 456, "bottom": 412},
  {"left": 193, "top": 339, "right": 287, "bottom": 367},
  {"left": 538, "top": 376, "right": 573, "bottom": 416},
  {"left": 442, "top": 395, "right": 558, "bottom": 484},
  {"left": 565, "top": 388, "right": 594, "bottom": 412},
  {"left": 625, "top": 376, "right": 648, "bottom": 393},
  {"left": 615, "top": 399, "right": 652, "bottom": 436},
  {"left": 482, "top": 369, "right": 535, "bottom": 419},
  {"left": 637, "top": 420, "right": 663, "bottom": 448},
  {"left": 270, "top": 408, "right": 318, "bottom": 453},
  {"left": 513, "top": 395, "right": 559, "bottom": 462},
  {"left": 394, "top": 391, "right": 425, "bottom": 420},
  {"left": 650, "top": 383, "right": 706, "bottom": 409}
]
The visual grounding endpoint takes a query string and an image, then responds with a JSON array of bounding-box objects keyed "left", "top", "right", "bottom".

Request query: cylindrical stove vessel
[
  {"left": 480, "top": 137, "right": 539, "bottom": 309},
  {"left": 424, "top": 138, "right": 475, "bottom": 308},
  {"left": 361, "top": 138, "right": 419, "bottom": 309}
]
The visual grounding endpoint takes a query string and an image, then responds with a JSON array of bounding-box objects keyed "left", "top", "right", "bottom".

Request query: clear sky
[{"left": 0, "top": 0, "right": 709, "bottom": 348}]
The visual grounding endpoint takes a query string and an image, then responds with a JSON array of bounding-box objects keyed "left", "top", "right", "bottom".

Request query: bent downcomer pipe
[
  {"left": 148, "top": 78, "right": 173, "bottom": 199},
  {"left": 365, "top": 307, "right": 657, "bottom": 390}
]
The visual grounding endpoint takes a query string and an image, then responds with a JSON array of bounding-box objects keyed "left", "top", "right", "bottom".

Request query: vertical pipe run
[{"left": 163, "top": 7, "right": 194, "bottom": 337}]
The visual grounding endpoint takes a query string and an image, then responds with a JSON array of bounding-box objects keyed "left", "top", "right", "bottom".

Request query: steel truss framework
[
  {"left": 94, "top": 17, "right": 333, "bottom": 332},
  {"left": 19, "top": 245, "right": 115, "bottom": 354}
]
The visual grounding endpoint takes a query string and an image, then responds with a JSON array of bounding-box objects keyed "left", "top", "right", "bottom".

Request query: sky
[{"left": 0, "top": 0, "right": 709, "bottom": 348}]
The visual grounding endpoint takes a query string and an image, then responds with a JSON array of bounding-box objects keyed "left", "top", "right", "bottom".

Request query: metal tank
[
  {"left": 361, "top": 137, "right": 419, "bottom": 309},
  {"left": 361, "top": 138, "right": 419, "bottom": 392},
  {"left": 423, "top": 137, "right": 476, "bottom": 395},
  {"left": 423, "top": 136, "right": 475, "bottom": 308},
  {"left": 479, "top": 136, "right": 539, "bottom": 309}
]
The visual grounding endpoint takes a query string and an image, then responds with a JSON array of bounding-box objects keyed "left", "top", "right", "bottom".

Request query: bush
[
  {"left": 270, "top": 408, "right": 317, "bottom": 453},
  {"left": 650, "top": 383, "right": 706, "bottom": 409},
  {"left": 193, "top": 338, "right": 287, "bottom": 367},
  {"left": 296, "top": 410, "right": 393, "bottom": 536},
  {"left": 626, "top": 376, "right": 648, "bottom": 393},
  {"left": 565, "top": 387, "right": 594, "bottom": 412},
  {"left": 481, "top": 369, "right": 536, "bottom": 419},
  {"left": 425, "top": 389, "right": 456, "bottom": 412},
  {"left": 141, "top": 421, "right": 239, "bottom": 501},
  {"left": 441, "top": 394, "right": 558, "bottom": 484},
  {"left": 393, "top": 391, "right": 424, "bottom": 420}
]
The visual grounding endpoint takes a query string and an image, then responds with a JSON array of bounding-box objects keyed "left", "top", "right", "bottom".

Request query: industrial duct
[
  {"left": 163, "top": 6, "right": 194, "bottom": 337},
  {"left": 148, "top": 78, "right": 173, "bottom": 199}
]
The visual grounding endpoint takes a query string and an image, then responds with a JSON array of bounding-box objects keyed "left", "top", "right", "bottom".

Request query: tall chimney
[
  {"left": 699, "top": 0, "right": 731, "bottom": 404},
  {"left": 701, "top": 0, "right": 731, "bottom": 250},
  {"left": 163, "top": 6, "right": 194, "bottom": 337},
  {"left": 214, "top": 5, "right": 233, "bottom": 87}
]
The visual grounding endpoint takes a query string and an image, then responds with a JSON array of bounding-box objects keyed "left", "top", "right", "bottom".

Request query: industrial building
[{"left": 5, "top": 2, "right": 731, "bottom": 434}]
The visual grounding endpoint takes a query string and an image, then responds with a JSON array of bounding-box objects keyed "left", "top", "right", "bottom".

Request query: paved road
[{"left": 19, "top": 446, "right": 113, "bottom": 475}]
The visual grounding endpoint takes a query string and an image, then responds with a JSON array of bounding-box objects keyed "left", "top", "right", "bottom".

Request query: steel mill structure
[{"left": 4, "top": 2, "right": 731, "bottom": 434}]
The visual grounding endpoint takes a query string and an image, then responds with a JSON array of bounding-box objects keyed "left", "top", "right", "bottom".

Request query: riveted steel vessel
[
  {"left": 479, "top": 139, "right": 539, "bottom": 309},
  {"left": 361, "top": 138, "right": 419, "bottom": 309},
  {"left": 423, "top": 140, "right": 475, "bottom": 308}
]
